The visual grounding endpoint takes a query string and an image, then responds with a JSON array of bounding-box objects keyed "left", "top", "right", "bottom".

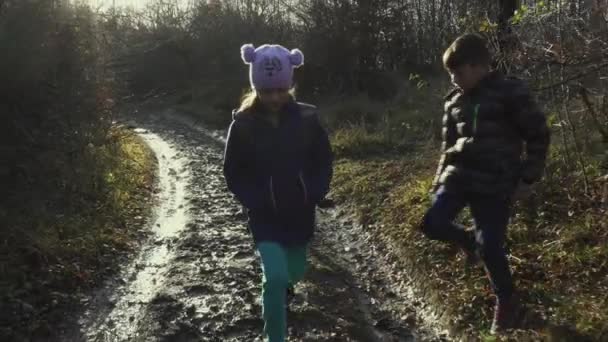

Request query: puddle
[{"left": 84, "top": 131, "right": 191, "bottom": 342}]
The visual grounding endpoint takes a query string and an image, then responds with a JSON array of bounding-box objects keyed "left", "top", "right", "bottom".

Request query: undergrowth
[{"left": 0, "top": 128, "right": 156, "bottom": 341}]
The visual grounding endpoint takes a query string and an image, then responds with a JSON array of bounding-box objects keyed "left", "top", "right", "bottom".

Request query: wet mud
[{"left": 72, "top": 109, "right": 447, "bottom": 342}]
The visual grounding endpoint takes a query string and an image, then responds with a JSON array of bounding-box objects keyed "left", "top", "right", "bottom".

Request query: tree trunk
[{"left": 496, "top": 0, "right": 518, "bottom": 72}]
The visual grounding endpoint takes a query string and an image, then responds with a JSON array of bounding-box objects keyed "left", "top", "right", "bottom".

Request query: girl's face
[{"left": 257, "top": 88, "right": 290, "bottom": 113}]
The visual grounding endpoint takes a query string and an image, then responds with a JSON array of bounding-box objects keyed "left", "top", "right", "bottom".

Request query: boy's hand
[{"left": 512, "top": 180, "right": 534, "bottom": 202}]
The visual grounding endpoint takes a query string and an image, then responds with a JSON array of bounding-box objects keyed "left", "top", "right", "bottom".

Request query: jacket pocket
[{"left": 270, "top": 173, "right": 308, "bottom": 215}]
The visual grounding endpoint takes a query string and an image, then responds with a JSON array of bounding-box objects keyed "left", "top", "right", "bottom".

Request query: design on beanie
[{"left": 262, "top": 56, "right": 283, "bottom": 77}]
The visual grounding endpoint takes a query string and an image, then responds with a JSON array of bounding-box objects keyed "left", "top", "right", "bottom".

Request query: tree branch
[{"left": 534, "top": 61, "right": 608, "bottom": 91}]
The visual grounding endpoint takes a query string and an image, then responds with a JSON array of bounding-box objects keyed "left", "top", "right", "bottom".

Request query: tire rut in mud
[{"left": 79, "top": 111, "right": 442, "bottom": 342}]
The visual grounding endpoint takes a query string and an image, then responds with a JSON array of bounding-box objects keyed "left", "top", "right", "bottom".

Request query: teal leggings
[{"left": 257, "top": 242, "right": 308, "bottom": 342}]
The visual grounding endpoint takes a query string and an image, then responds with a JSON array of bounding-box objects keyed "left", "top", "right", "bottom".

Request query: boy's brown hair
[{"left": 443, "top": 33, "right": 491, "bottom": 70}]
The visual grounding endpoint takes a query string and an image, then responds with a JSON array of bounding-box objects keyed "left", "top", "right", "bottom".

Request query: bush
[
  {"left": 0, "top": 2, "right": 156, "bottom": 340},
  {"left": 0, "top": 1, "right": 114, "bottom": 205}
]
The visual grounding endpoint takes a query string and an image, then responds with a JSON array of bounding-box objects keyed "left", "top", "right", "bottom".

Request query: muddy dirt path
[{"left": 75, "top": 110, "right": 448, "bottom": 342}]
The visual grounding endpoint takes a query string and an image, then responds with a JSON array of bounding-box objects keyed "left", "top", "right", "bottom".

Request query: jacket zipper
[
  {"left": 472, "top": 103, "right": 480, "bottom": 135},
  {"left": 298, "top": 172, "right": 309, "bottom": 204},
  {"left": 269, "top": 176, "right": 278, "bottom": 212}
]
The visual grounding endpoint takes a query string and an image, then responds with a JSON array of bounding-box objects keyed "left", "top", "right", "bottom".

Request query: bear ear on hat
[
  {"left": 241, "top": 44, "right": 256, "bottom": 64},
  {"left": 288, "top": 48, "right": 304, "bottom": 68}
]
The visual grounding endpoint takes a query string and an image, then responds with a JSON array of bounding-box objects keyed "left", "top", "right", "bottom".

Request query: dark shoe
[
  {"left": 462, "top": 246, "right": 480, "bottom": 271},
  {"left": 460, "top": 232, "right": 480, "bottom": 271},
  {"left": 491, "top": 294, "right": 520, "bottom": 334}
]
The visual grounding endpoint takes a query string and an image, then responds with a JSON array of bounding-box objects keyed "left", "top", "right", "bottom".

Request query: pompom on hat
[{"left": 240, "top": 44, "right": 304, "bottom": 89}]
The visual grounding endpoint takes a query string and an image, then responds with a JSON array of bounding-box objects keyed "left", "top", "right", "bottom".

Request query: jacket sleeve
[
  {"left": 509, "top": 81, "right": 551, "bottom": 184},
  {"left": 432, "top": 106, "right": 457, "bottom": 192},
  {"left": 304, "top": 114, "right": 334, "bottom": 204},
  {"left": 223, "top": 120, "right": 272, "bottom": 211}
]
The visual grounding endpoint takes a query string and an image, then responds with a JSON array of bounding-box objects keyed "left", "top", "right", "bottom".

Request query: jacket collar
[
  {"left": 234, "top": 99, "right": 300, "bottom": 122},
  {"left": 242, "top": 100, "right": 300, "bottom": 126},
  {"left": 468, "top": 70, "right": 503, "bottom": 96}
]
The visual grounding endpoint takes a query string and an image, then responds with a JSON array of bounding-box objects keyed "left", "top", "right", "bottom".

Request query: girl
[{"left": 223, "top": 44, "right": 333, "bottom": 342}]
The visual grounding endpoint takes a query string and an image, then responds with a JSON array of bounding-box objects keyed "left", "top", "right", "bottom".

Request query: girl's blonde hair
[{"left": 237, "top": 88, "right": 297, "bottom": 113}]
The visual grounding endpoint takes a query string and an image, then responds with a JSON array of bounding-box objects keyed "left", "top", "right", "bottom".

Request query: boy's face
[
  {"left": 448, "top": 64, "right": 489, "bottom": 93},
  {"left": 257, "top": 88, "right": 291, "bottom": 113}
]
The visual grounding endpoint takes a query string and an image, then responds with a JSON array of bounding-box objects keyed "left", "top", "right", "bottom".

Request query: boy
[{"left": 421, "top": 34, "right": 550, "bottom": 334}]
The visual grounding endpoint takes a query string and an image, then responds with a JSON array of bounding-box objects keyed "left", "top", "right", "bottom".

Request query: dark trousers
[{"left": 422, "top": 186, "right": 514, "bottom": 300}]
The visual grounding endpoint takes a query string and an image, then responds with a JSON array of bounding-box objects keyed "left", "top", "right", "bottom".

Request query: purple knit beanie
[{"left": 241, "top": 44, "right": 304, "bottom": 90}]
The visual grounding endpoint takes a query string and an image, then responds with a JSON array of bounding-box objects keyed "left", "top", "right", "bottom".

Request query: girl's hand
[{"left": 317, "top": 198, "right": 335, "bottom": 209}]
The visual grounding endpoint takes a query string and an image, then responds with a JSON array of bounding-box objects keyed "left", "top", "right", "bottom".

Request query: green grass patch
[{"left": 332, "top": 127, "right": 397, "bottom": 160}]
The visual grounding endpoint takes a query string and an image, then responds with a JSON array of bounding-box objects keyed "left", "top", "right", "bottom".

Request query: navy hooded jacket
[{"left": 223, "top": 101, "right": 333, "bottom": 246}]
